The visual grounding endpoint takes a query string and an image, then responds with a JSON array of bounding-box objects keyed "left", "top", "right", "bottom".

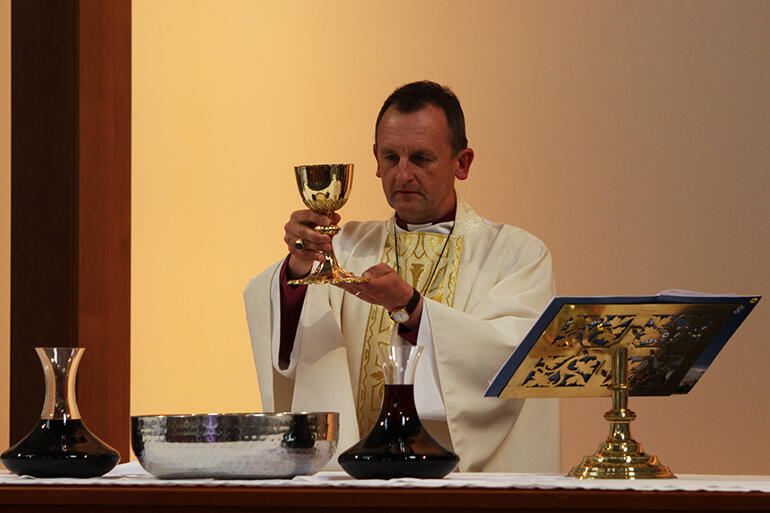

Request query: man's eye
[
  {"left": 412, "top": 155, "right": 430, "bottom": 164},
  {"left": 384, "top": 154, "right": 398, "bottom": 163}
]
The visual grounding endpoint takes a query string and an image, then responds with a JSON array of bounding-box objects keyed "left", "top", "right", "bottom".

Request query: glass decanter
[
  {"left": 338, "top": 337, "right": 459, "bottom": 479},
  {"left": 1, "top": 347, "right": 120, "bottom": 478}
]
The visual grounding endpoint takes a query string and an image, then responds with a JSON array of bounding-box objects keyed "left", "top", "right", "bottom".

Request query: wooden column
[{"left": 10, "top": 0, "right": 131, "bottom": 459}]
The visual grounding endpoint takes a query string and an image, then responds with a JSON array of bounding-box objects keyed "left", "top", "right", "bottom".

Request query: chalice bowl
[{"left": 288, "top": 163, "right": 368, "bottom": 285}]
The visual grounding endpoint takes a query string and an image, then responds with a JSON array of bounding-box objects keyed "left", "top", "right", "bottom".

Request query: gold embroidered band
[{"left": 355, "top": 230, "right": 463, "bottom": 436}]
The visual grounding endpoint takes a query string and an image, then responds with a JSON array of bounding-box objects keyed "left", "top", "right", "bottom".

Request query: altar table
[{"left": 1, "top": 464, "right": 768, "bottom": 513}]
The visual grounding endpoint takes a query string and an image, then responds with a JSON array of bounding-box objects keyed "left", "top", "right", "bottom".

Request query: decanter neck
[
  {"left": 36, "top": 347, "right": 83, "bottom": 420},
  {"left": 379, "top": 340, "right": 423, "bottom": 385}
]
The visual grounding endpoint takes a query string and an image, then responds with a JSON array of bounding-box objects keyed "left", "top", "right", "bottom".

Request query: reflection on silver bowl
[{"left": 131, "top": 412, "right": 338, "bottom": 479}]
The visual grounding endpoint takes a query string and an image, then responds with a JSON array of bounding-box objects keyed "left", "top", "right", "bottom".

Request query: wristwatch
[{"left": 388, "top": 288, "right": 421, "bottom": 323}]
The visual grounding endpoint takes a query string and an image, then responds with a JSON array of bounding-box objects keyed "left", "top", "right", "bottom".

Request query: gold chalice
[{"left": 288, "top": 163, "right": 368, "bottom": 285}]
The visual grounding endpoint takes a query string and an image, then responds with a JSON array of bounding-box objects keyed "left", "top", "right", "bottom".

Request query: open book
[{"left": 485, "top": 292, "right": 761, "bottom": 398}]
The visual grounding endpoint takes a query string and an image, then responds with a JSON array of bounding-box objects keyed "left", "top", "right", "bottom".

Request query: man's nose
[{"left": 394, "top": 160, "right": 413, "bottom": 182}]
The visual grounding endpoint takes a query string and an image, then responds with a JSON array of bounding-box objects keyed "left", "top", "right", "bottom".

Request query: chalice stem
[
  {"left": 318, "top": 251, "right": 339, "bottom": 274},
  {"left": 316, "top": 222, "right": 341, "bottom": 274}
]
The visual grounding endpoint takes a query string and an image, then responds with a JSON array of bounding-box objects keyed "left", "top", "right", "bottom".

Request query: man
[{"left": 244, "top": 81, "right": 560, "bottom": 472}]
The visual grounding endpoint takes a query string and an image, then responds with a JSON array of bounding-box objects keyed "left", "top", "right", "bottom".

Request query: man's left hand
[{"left": 336, "top": 264, "right": 422, "bottom": 329}]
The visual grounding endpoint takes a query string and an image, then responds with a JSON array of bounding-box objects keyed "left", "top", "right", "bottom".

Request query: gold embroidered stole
[{"left": 355, "top": 230, "right": 464, "bottom": 435}]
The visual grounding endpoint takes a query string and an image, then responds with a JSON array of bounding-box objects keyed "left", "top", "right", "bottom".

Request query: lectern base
[
  {"left": 568, "top": 443, "right": 675, "bottom": 479},
  {"left": 568, "top": 347, "right": 675, "bottom": 479}
]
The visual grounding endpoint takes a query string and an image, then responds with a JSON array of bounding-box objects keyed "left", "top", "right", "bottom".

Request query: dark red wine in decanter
[
  {"left": 1, "top": 347, "right": 120, "bottom": 478},
  {"left": 338, "top": 340, "right": 459, "bottom": 479}
]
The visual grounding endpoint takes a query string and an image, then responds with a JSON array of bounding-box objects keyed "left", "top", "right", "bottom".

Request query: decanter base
[
  {"left": 1, "top": 419, "right": 120, "bottom": 478},
  {"left": 338, "top": 453, "right": 459, "bottom": 480}
]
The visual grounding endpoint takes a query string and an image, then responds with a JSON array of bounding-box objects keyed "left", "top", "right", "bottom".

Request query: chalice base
[
  {"left": 289, "top": 266, "right": 369, "bottom": 285},
  {"left": 288, "top": 251, "right": 368, "bottom": 285},
  {"left": 568, "top": 441, "right": 675, "bottom": 479}
]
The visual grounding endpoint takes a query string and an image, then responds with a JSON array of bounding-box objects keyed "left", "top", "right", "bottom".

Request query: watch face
[{"left": 390, "top": 309, "right": 409, "bottom": 323}]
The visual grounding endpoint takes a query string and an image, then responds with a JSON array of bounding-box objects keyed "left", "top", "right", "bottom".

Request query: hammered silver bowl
[{"left": 131, "top": 412, "right": 338, "bottom": 479}]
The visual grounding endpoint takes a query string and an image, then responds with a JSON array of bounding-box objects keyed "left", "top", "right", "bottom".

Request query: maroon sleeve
[
  {"left": 278, "top": 256, "right": 307, "bottom": 369},
  {"left": 397, "top": 320, "right": 420, "bottom": 345}
]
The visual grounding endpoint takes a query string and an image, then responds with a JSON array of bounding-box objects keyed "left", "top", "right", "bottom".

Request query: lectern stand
[{"left": 486, "top": 294, "right": 760, "bottom": 479}]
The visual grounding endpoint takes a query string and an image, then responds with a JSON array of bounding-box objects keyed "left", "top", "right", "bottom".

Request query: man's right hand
[{"left": 283, "top": 210, "right": 341, "bottom": 280}]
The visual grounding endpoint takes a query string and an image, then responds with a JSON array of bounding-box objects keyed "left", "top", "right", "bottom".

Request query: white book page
[{"left": 657, "top": 289, "right": 739, "bottom": 297}]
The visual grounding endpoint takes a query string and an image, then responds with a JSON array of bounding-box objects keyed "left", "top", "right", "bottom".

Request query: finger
[
  {"left": 340, "top": 283, "right": 367, "bottom": 294},
  {"left": 284, "top": 232, "right": 312, "bottom": 251},
  {"left": 335, "top": 283, "right": 357, "bottom": 295},
  {"left": 287, "top": 211, "right": 330, "bottom": 234},
  {"left": 285, "top": 221, "right": 332, "bottom": 247},
  {"left": 292, "top": 210, "right": 334, "bottom": 228},
  {"left": 302, "top": 228, "right": 333, "bottom": 247},
  {"left": 335, "top": 283, "right": 372, "bottom": 301},
  {"left": 284, "top": 234, "right": 327, "bottom": 263},
  {"left": 297, "top": 249, "right": 327, "bottom": 263},
  {"left": 361, "top": 263, "right": 394, "bottom": 280},
  {"left": 284, "top": 227, "right": 333, "bottom": 253}
]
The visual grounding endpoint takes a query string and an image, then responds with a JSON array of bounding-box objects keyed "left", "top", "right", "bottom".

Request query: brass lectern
[{"left": 485, "top": 294, "right": 760, "bottom": 479}]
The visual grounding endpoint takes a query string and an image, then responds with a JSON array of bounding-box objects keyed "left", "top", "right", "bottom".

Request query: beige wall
[
  {"left": 0, "top": 0, "right": 764, "bottom": 476},
  {"left": 120, "top": 0, "right": 768, "bottom": 475},
  {"left": 1, "top": 0, "right": 10, "bottom": 458}
]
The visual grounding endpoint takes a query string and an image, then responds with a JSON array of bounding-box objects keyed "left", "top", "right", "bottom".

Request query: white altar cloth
[{"left": 1, "top": 462, "right": 768, "bottom": 493}]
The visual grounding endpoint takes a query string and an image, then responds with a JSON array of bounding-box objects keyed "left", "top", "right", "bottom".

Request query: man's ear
[
  {"left": 373, "top": 144, "right": 382, "bottom": 177},
  {"left": 455, "top": 148, "right": 474, "bottom": 181}
]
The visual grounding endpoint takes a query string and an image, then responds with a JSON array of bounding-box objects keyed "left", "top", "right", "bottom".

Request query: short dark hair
[{"left": 375, "top": 81, "right": 468, "bottom": 156}]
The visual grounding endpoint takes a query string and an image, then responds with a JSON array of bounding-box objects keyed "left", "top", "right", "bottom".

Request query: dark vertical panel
[
  {"left": 10, "top": 0, "right": 130, "bottom": 461},
  {"left": 10, "top": 0, "right": 78, "bottom": 443}
]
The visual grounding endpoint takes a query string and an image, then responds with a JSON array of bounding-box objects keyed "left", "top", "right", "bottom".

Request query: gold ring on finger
[{"left": 294, "top": 238, "right": 305, "bottom": 251}]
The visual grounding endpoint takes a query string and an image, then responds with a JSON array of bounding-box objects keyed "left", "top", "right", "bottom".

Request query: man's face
[{"left": 374, "top": 104, "right": 473, "bottom": 224}]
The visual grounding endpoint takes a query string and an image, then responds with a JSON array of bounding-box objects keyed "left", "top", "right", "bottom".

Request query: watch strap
[{"left": 403, "top": 287, "right": 421, "bottom": 316}]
